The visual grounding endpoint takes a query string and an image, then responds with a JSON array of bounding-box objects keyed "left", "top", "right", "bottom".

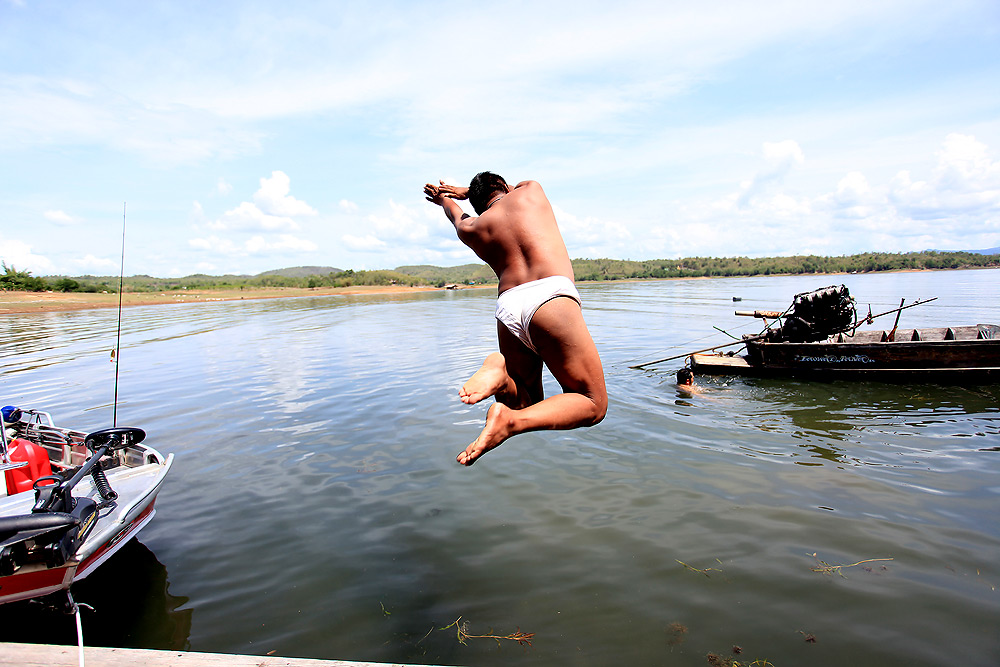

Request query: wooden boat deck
[
  {"left": 689, "top": 353, "right": 752, "bottom": 371},
  {"left": 0, "top": 642, "right": 450, "bottom": 667},
  {"left": 829, "top": 325, "right": 995, "bottom": 343}
]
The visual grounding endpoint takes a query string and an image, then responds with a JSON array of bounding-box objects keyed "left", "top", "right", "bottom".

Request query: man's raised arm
[{"left": 425, "top": 181, "right": 474, "bottom": 229}]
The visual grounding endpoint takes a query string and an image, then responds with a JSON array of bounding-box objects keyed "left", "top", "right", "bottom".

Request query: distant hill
[
  {"left": 927, "top": 247, "right": 1000, "bottom": 256},
  {"left": 395, "top": 263, "right": 496, "bottom": 284},
  {"left": 256, "top": 266, "right": 341, "bottom": 278}
]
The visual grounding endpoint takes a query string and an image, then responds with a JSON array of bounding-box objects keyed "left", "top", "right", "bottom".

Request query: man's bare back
[
  {"left": 424, "top": 172, "right": 607, "bottom": 466},
  {"left": 447, "top": 179, "right": 573, "bottom": 292}
]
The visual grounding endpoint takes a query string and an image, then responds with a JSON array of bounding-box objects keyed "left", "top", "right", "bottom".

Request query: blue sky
[{"left": 1, "top": 0, "right": 998, "bottom": 278}]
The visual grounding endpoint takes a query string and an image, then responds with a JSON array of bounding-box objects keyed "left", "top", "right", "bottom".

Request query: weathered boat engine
[{"left": 764, "top": 285, "right": 856, "bottom": 343}]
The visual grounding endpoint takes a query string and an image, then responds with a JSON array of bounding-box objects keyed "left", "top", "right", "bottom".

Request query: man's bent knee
[{"left": 589, "top": 394, "right": 608, "bottom": 426}]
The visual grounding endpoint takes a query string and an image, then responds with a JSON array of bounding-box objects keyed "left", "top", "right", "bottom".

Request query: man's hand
[{"left": 424, "top": 180, "right": 468, "bottom": 205}]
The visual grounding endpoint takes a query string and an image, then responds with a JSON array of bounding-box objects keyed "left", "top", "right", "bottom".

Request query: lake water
[{"left": 1, "top": 269, "right": 998, "bottom": 666}]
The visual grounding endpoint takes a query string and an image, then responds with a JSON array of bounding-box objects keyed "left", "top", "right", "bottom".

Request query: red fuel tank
[{"left": 4, "top": 438, "right": 54, "bottom": 495}]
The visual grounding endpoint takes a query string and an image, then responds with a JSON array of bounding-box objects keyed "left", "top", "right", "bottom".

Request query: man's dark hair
[
  {"left": 677, "top": 368, "right": 694, "bottom": 385},
  {"left": 469, "top": 172, "right": 509, "bottom": 214}
]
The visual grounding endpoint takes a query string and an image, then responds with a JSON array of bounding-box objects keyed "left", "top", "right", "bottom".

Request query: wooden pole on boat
[
  {"left": 629, "top": 335, "right": 768, "bottom": 369},
  {"left": 886, "top": 298, "right": 905, "bottom": 342},
  {"left": 734, "top": 310, "right": 784, "bottom": 318}
]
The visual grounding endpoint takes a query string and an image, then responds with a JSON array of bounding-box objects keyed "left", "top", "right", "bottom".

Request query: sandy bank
[{"left": 0, "top": 284, "right": 494, "bottom": 315}]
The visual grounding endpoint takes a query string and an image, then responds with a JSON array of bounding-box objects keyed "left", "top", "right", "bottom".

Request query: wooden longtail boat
[
  {"left": 685, "top": 285, "right": 1000, "bottom": 380},
  {"left": 690, "top": 323, "right": 1000, "bottom": 380}
]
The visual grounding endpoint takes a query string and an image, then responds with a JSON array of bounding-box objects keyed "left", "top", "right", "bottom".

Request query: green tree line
[{"left": 2, "top": 251, "right": 997, "bottom": 293}]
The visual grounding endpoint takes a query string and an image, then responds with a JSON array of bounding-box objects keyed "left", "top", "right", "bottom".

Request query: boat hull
[{"left": 0, "top": 418, "right": 173, "bottom": 605}]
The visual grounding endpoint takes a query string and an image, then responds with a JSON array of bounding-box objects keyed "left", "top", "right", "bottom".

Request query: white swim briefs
[{"left": 495, "top": 275, "right": 582, "bottom": 354}]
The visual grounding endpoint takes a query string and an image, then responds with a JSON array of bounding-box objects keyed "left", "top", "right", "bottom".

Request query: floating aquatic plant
[
  {"left": 677, "top": 559, "right": 724, "bottom": 577},
  {"left": 706, "top": 652, "right": 775, "bottom": 666},
  {"left": 439, "top": 616, "right": 534, "bottom": 648},
  {"left": 809, "top": 553, "right": 893, "bottom": 577}
]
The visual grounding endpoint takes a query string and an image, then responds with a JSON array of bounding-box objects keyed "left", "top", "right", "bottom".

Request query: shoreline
[
  {"left": 2, "top": 267, "right": 991, "bottom": 315},
  {"left": 0, "top": 284, "right": 495, "bottom": 315}
]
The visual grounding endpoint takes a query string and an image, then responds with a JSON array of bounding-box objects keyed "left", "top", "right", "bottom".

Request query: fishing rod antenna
[{"left": 113, "top": 203, "right": 126, "bottom": 427}]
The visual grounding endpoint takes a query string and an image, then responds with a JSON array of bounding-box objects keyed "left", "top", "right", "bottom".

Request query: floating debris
[
  {"left": 706, "top": 653, "right": 774, "bottom": 666},
  {"left": 666, "top": 621, "right": 688, "bottom": 646},
  {"left": 440, "top": 616, "right": 535, "bottom": 648},
  {"left": 809, "top": 553, "right": 893, "bottom": 577},
  {"left": 677, "top": 559, "right": 724, "bottom": 577}
]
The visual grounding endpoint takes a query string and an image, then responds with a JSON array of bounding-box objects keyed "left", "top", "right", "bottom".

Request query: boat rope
[
  {"left": 67, "top": 590, "right": 93, "bottom": 667},
  {"left": 626, "top": 318, "right": 761, "bottom": 369}
]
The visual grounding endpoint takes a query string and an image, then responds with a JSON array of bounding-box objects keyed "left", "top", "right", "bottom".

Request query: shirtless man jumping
[{"left": 424, "top": 172, "right": 607, "bottom": 466}]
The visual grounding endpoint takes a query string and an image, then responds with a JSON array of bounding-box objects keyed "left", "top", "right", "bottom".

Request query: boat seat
[{"left": 0, "top": 512, "right": 78, "bottom": 541}]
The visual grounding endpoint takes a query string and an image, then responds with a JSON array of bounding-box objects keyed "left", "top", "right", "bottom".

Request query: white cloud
[
  {"left": 245, "top": 234, "right": 318, "bottom": 254},
  {"left": 339, "top": 200, "right": 441, "bottom": 256},
  {"left": 0, "top": 237, "right": 55, "bottom": 274},
  {"left": 339, "top": 199, "right": 359, "bottom": 213},
  {"left": 553, "top": 205, "right": 633, "bottom": 258},
  {"left": 656, "top": 133, "right": 1000, "bottom": 258},
  {"left": 368, "top": 201, "right": 429, "bottom": 244},
  {"left": 0, "top": 75, "right": 263, "bottom": 165},
  {"left": 189, "top": 236, "right": 236, "bottom": 253},
  {"left": 253, "top": 171, "right": 317, "bottom": 217},
  {"left": 189, "top": 233, "right": 317, "bottom": 257},
  {"left": 208, "top": 171, "right": 316, "bottom": 232},
  {"left": 71, "top": 254, "right": 118, "bottom": 272},
  {"left": 738, "top": 140, "right": 806, "bottom": 207},
  {"left": 342, "top": 234, "right": 387, "bottom": 251},
  {"left": 890, "top": 133, "right": 1000, "bottom": 220},
  {"left": 217, "top": 178, "right": 233, "bottom": 195},
  {"left": 43, "top": 210, "right": 76, "bottom": 225},
  {"left": 211, "top": 201, "right": 299, "bottom": 232}
]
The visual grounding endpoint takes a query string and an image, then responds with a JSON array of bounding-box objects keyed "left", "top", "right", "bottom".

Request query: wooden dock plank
[{"left": 0, "top": 643, "right": 450, "bottom": 667}]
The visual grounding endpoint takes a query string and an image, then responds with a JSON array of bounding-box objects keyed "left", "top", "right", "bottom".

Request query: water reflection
[{"left": 0, "top": 539, "right": 191, "bottom": 650}]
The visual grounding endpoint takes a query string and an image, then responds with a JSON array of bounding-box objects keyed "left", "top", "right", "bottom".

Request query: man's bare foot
[
  {"left": 459, "top": 352, "right": 510, "bottom": 405},
  {"left": 457, "top": 402, "right": 513, "bottom": 466}
]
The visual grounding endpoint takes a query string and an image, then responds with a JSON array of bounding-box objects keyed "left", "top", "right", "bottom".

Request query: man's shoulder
[{"left": 510, "top": 180, "right": 549, "bottom": 205}]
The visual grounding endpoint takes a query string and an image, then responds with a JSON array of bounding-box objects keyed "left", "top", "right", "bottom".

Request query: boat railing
[{"left": 20, "top": 422, "right": 89, "bottom": 469}]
